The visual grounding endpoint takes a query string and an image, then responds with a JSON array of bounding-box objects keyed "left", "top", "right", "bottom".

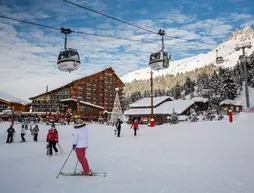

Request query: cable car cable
[
  {"left": 63, "top": 0, "right": 158, "bottom": 35},
  {"left": 0, "top": 15, "right": 158, "bottom": 45},
  {"left": 0, "top": 15, "right": 60, "bottom": 31},
  {"left": 62, "top": 0, "right": 203, "bottom": 42}
]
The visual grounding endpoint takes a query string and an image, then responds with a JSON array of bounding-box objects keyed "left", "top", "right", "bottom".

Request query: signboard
[{"left": 141, "top": 116, "right": 148, "bottom": 122}]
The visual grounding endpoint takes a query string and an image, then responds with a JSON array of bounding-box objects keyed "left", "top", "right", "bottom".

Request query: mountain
[{"left": 121, "top": 26, "right": 254, "bottom": 83}]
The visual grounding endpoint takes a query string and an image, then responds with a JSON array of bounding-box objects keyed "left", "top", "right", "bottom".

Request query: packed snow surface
[{"left": 1, "top": 113, "right": 254, "bottom": 193}]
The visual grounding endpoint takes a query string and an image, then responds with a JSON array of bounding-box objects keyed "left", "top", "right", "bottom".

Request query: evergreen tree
[
  {"left": 197, "top": 73, "right": 210, "bottom": 97},
  {"left": 184, "top": 77, "right": 195, "bottom": 96},
  {"left": 249, "top": 68, "right": 254, "bottom": 87},
  {"left": 170, "top": 109, "right": 179, "bottom": 124},
  {"left": 222, "top": 71, "right": 238, "bottom": 100},
  {"left": 210, "top": 71, "right": 222, "bottom": 101},
  {"left": 173, "top": 82, "right": 181, "bottom": 100}
]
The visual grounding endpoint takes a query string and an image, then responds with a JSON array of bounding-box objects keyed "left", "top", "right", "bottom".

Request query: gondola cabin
[
  {"left": 57, "top": 48, "right": 80, "bottom": 72},
  {"left": 216, "top": 56, "right": 224, "bottom": 64},
  {"left": 149, "top": 50, "right": 170, "bottom": 70}
]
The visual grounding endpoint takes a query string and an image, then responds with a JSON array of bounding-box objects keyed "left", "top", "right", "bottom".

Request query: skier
[
  {"left": 130, "top": 119, "right": 139, "bottom": 136},
  {"left": 23, "top": 119, "right": 28, "bottom": 129},
  {"left": 72, "top": 119, "right": 91, "bottom": 175},
  {"left": 6, "top": 125, "right": 15, "bottom": 143},
  {"left": 115, "top": 118, "right": 123, "bottom": 137},
  {"left": 46, "top": 127, "right": 58, "bottom": 156},
  {"left": 20, "top": 124, "right": 26, "bottom": 142},
  {"left": 33, "top": 124, "right": 40, "bottom": 141}
]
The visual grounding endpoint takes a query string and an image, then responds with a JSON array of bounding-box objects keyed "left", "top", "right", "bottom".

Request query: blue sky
[{"left": 0, "top": 0, "right": 253, "bottom": 100}]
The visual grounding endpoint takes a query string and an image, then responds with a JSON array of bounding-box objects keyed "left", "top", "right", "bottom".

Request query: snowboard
[{"left": 59, "top": 172, "right": 106, "bottom": 177}]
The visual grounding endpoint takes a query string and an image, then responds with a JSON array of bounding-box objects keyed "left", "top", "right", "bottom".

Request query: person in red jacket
[
  {"left": 130, "top": 119, "right": 139, "bottom": 136},
  {"left": 46, "top": 127, "right": 58, "bottom": 156}
]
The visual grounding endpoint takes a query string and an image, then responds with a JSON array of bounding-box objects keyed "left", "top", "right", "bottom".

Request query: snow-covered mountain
[{"left": 121, "top": 26, "right": 254, "bottom": 83}]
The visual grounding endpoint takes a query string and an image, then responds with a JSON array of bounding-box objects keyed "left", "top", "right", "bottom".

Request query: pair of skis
[{"left": 59, "top": 172, "right": 106, "bottom": 177}]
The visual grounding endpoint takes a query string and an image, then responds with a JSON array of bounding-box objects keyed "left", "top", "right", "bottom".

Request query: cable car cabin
[
  {"left": 149, "top": 51, "right": 170, "bottom": 70},
  {"left": 57, "top": 48, "right": 80, "bottom": 72},
  {"left": 216, "top": 56, "right": 224, "bottom": 64}
]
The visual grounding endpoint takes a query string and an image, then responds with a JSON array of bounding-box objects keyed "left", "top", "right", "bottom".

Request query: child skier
[
  {"left": 6, "top": 125, "right": 15, "bottom": 143},
  {"left": 20, "top": 124, "right": 26, "bottom": 142},
  {"left": 33, "top": 124, "right": 39, "bottom": 142},
  {"left": 130, "top": 119, "right": 139, "bottom": 136},
  {"left": 46, "top": 127, "right": 58, "bottom": 156}
]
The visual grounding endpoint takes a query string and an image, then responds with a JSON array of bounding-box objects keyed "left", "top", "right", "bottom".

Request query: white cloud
[
  {"left": 229, "top": 13, "right": 252, "bottom": 21},
  {"left": 210, "top": 24, "right": 233, "bottom": 37},
  {"left": 240, "top": 20, "right": 254, "bottom": 28},
  {"left": 163, "top": 10, "right": 196, "bottom": 24}
]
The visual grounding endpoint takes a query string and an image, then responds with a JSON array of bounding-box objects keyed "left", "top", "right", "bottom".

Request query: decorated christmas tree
[{"left": 109, "top": 88, "right": 124, "bottom": 124}]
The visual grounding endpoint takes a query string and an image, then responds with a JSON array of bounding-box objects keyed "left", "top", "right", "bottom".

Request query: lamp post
[
  {"left": 150, "top": 70, "right": 154, "bottom": 120},
  {"left": 76, "top": 96, "right": 82, "bottom": 116},
  {"left": 11, "top": 105, "right": 14, "bottom": 126},
  {"left": 45, "top": 94, "right": 50, "bottom": 116}
]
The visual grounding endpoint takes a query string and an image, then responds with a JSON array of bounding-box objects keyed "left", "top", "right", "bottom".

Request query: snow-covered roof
[
  {"left": 129, "top": 96, "right": 173, "bottom": 108},
  {"left": 125, "top": 99, "right": 195, "bottom": 115},
  {"left": 60, "top": 98, "right": 104, "bottom": 109},
  {"left": 191, "top": 97, "right": 209, "bottom": 103},
  {"left": 0, "top": 90, "right": 29, "bottom": 105},
  {"left": 219, "top": 99, "right": 243, "bottom": 106}
]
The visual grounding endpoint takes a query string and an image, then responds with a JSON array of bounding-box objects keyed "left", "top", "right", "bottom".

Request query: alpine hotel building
[{"left": 29, "top": 68, "right": 125, "bottom": 118}]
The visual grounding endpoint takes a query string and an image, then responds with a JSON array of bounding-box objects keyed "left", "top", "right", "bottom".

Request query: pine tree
[
  {"left": 210, "top": 71, "right": 222, "bottom": 102},
  {"left": 222, "top": 71, "right": 238, "bottom": 100},
  {"left": 184, "top": 77, "right": 195, "bottom": 96},
  {"left": 197, "top": 73, "right": 210, "bottom": 97},
  {"left": 249, "top": 68, "right": 254, "bottom": 87},
  {"left": 173, "top": 82, "right": 181, "bottom": 100}
]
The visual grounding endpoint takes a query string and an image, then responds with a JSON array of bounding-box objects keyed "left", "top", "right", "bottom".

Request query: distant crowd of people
[{"left": 6, "top": 120, "right": 40, "bottom": 143}]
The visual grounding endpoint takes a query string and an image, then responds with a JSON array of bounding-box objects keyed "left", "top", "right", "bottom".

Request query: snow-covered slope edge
[{"left": 121, "top": 26, "right": 254, "bottom": 83}]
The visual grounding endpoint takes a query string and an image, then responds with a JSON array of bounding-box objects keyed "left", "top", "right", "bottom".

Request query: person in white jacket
[
  {"left": 72, "top": 119, "right": 90, "bottom": 175},
  {"left": 21, "top": 124, "right": 26, "bottom": 142}
]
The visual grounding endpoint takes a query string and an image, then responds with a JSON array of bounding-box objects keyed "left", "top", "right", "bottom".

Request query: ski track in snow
[{"left": 0, "top": 113, "right": 254, "bottom": 193}]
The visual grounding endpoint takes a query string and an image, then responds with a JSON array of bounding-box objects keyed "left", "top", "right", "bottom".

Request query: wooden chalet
[
  {"left": 0, "top": 90, "right": 29, "bottom": 113},
  {"left": 29, "top": 67, "right": 125, "bottom": 118},
  {"left": 124, "top": 96, "right": 209, "bottom": 125},
  {"left": 219, "top": 99, "right": 243, "bottom": 114}
]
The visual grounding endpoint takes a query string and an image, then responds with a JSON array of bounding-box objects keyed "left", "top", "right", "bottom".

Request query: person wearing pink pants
[{"left": 73, "top": 120, "right": 90, "bottom": 175}]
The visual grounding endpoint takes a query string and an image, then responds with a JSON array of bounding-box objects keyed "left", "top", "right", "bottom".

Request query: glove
[{"left": 72, "top": 144, "right": 77, "bottom": 150}]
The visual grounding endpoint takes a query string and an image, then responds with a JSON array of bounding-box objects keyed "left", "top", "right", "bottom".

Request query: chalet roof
[
  {"left": 0, "top": 90, "right": 29, "bottom": 105},
  {"left": 191, "top": 97, "right": 209, "bottom": 103},
  {"left": 60, "top": 98, "right": 104, "bottom": 110},
  {"left": 129, "top": 96, "right": 173, "bottom": 108},
  {"left": 125, "top": 99, "right": 195, "bottom": 115},
  {"left": 29, "top": 67, "right": 124, "bottom": 100},
  {"left": 219, "top": 99, "right": 243, "bottom": 106}
]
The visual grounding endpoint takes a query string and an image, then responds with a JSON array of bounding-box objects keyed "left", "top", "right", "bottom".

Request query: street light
[
  {"left": 76, "top": 96, "right": 82, "bottom": 116},
  {"left": 45, "top": 94, "right": 50, "bottom": 116}
]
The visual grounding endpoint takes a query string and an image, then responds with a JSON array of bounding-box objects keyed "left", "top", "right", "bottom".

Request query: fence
[{"left": 242, "top": 107, "right": 254, "bottom": 113}]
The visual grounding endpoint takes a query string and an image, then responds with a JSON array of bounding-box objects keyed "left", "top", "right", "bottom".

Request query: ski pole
[
  {"left": 58, "top": 143, "right": 66, "bottom": 155},
  {"left": 56, "top": 148, "right": 73, "bottom": 178},
  {"left": 57, "top": 143, "right": 64, "bottom": 155},
  {"left": 74, "top": 159, "right": 79, "bottom": 174}
]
